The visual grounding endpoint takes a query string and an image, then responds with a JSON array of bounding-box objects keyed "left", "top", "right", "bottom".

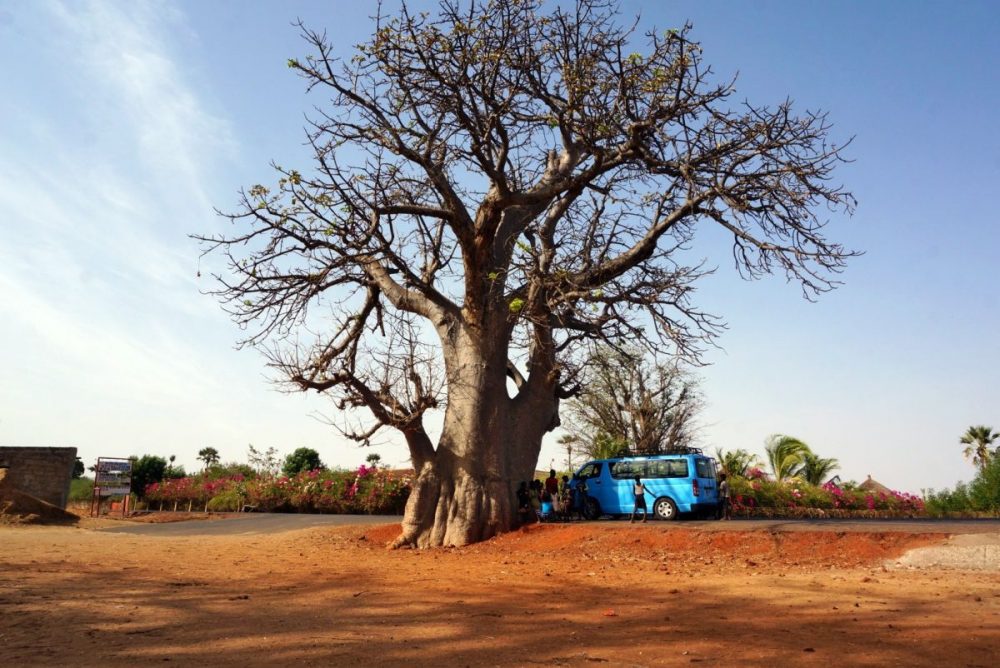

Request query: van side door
[
  {"left": 607, "top": 459, "right": 646, "bottom": 514},
  {"left": 576, "top": 461, "right": 605, "bottom": 507}
]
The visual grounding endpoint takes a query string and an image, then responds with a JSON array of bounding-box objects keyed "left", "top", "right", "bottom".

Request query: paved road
[
  {"left": 98, "top": 513, "right": 1000, "bottom": 537},
  {"left": 99, "top": 513, "right": 402, "bottom": 537}
]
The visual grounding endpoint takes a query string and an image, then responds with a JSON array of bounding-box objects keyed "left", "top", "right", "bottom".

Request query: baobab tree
[
  {"left": 198, "top": 0, "right": 856, "bottom": 547},
  {"left": 565, "top": 348, "right": 703, "bottom": 456}
]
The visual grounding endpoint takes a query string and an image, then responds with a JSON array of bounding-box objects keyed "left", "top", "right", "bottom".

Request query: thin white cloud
[{"left": 0, "top": 1, "right": 301, "bottom": 465}]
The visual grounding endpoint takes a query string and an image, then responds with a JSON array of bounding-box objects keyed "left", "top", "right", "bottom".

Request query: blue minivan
[{"left": 571, "top": 453, "right": 719, "bottom": 520}]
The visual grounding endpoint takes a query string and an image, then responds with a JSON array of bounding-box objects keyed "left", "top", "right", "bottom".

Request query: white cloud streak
[{"left": 0, "top": 1, "right": 380, "bottom": 469}]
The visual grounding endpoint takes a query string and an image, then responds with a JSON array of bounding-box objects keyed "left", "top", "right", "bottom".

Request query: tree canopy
[
  {"left": 282, "top": 447, "right": 325, "bottom": 476},
  {"left": 198, "top": 447, "right": 221, "bottom": 468}
]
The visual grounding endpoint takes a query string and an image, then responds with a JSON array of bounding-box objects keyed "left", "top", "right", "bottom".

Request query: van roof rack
[{"left": 623, "top": 446, "right": 704, "bottom": 456}]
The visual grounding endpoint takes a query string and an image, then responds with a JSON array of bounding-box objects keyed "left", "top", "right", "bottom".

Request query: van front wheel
[
  {"left": 653, "top": 497, "right": 678, "bottom": 521},
  {"left": 583, "top": 497, "right": 602, "bottom": 520}
]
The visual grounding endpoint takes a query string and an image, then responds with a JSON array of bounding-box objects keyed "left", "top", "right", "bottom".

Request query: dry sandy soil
[{"left": 1, "top": 517, "right": 998, "bottom": 667}]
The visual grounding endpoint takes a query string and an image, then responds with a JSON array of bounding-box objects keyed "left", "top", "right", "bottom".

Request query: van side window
[
  {"left": 578, "top": 462, "right": 603, "bottom": 479},
  {"left": 609, "top": 460, "right": 646, "bottom": 479},
  {"left": 646, "top": 459, "right": 689, "bottom": 478},
  {"left": 695, "top": 459, "right": 715, "bottom": 479}
]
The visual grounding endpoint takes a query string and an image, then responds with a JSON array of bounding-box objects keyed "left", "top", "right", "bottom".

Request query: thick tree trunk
[{"left": 392, "top": 319, "right": 557, "bottom": 548}]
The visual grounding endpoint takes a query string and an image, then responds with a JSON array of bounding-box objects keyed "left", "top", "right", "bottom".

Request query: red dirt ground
[{"left": 1, "top": 520, "right": 998, "bottom": 666}]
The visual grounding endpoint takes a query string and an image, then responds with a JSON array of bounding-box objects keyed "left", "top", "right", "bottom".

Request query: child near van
[
  {"left": 630, "top": 475, "right": 649, "bottom": 523},
  {"left": 558, "top": 475, "right": 572, "bottom": 521},
  {"left": 574, "top": 475, "right": 589, "bottom": 520},
  {"left": 516, "top": 481, "right": 533, "bottom": 524}
]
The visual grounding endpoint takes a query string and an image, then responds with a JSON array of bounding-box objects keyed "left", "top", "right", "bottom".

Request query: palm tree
[
  {"left": 764, "top": 435, "right": 811, "bottom": 482},
  {"left": 959, "top": 425, "right": 999, "bottom": 471},
  {"left": 588, "top": 432, "right": 629, "bottom": 460},
  {"left": 799, "top": 451, "right": 839, "bottom": 485},
  {"left": 197, "top": 447, "right": 221, "bottom": 468},
  {"left": 714, "top": 448, "right": 760, "bottom": 478},
  {"left": 558, "top": 433, "right": 580, "bottom": 473}
]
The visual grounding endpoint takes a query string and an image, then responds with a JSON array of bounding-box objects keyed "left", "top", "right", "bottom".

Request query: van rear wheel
[{"left": 653, "top": 497, "right": 678, "bottom": 521}]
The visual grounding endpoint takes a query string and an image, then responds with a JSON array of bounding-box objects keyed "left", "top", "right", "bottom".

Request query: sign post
[{"left": 90, "top": 457, "right": 133, "bottom": 518}]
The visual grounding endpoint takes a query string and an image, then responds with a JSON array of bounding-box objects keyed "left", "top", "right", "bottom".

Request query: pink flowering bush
[
  {"left": 145, "top": 465, "right": 412, "bottom": 514},
  {"left": 729, "top": 477, "right": 924, "bottom": 518}
]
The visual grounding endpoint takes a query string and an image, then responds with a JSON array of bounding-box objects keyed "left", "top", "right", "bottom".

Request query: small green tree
[
  {"left": 164, "top": 455, "right": 186, "bottom": 480},
  {"left": 72, "top": 458, "right": 85, "bottom": 479},
  {"left": 198, "top": 447, "right": 221, "bottom": 468},
  {"left": 282, "top": 447, "right": 324, "bottom": 476},
  {"left": 960, "top": 425, "right": 999, "bottom": 472},
  {"left": 969, "top": 456, "right": 1000, "bottom": 511},
  {"left": 714, "top": 448, "right": 760, "bottom": 478},
  {"left": 130, "top": 455, "right": 167, "bottom": 499},
  {"left": 365, "top": 453, "right": 382, "bottom": 468},
  {"left": 587, "top": 432, "right": 629, "bottom": 460}
]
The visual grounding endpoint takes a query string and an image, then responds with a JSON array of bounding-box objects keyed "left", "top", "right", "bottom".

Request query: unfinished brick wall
[{"left": 0, "top": 447, "right": 77, "bottom": 508}]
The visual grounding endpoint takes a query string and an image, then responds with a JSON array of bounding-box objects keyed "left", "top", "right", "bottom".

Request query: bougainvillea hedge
[
  {"left": 145, "top": 465, "right": 928, "bottom": 519},
  {"left": 145, "top": 465, "right": 411, "bottom": 515},
  {"left": 729, "top": 478, "right": 924, "bottom": 518}
]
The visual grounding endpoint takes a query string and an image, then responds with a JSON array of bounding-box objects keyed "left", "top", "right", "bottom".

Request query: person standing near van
[
  {"left": 630, "top": 475, "right": 649, "bottom": 523},
  {"left": 516, "top": 481, "right": 533, "bottom": 524},
  {"left": 718, "top": 473, "right": 731, "bottom": 520},
  {"left": 558, "top": 474, "right": 572, "bottom": 521},
  {"left": 529, "top": 479, "right": 543, "bottom": 520},
  {"left": 545, "top": 469, "right": 559, "bottom": 497},
  {"left": 574, "top": 474, "right": 589, "bottom": 520}
]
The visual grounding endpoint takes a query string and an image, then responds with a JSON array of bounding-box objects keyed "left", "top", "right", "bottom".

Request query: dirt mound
[
  {"left": 472, "top": 523, "right": 945, "bottom": 570},
  {"left": 0, "top": 486, "right": 79, "bottom": 525},
  {"left": 344, "top": 522, "right": 945, "bottom": 571}
]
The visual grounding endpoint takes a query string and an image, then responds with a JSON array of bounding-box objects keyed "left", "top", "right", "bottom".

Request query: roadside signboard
[{"left": 90, "top": 457, "right": 134, "bottom": 517}]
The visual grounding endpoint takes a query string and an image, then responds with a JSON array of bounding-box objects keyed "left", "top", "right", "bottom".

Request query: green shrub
[
  {"left": 925, "top": 483, "right": 973, "bottom": 515},
  {"left": 203, "top": 463, "right": 256, "bottom": 481},
  {"left": 207, "top": 490, "right": 243, "bottom": 512},
  {"left": 926, "top": 458, "right": 1000, "bottom": 515},
  {"left": 69, "top": 477, "right": 94, "bottom": 502},
  {"left": 970, "top": 458, "right": 1000, "bottom": 511},
  {"left": 798, "top": 483, "right": 834, "bottom": 509}
]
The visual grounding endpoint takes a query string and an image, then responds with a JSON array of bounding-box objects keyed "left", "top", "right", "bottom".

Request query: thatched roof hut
[{"left": 857, "top": 475, "right": 891, "bottom": 494}]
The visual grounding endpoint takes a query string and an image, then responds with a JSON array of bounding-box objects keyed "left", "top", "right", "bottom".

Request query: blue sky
[{"left": 1, "top": 1, "right": 997, "bottom": 492}]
